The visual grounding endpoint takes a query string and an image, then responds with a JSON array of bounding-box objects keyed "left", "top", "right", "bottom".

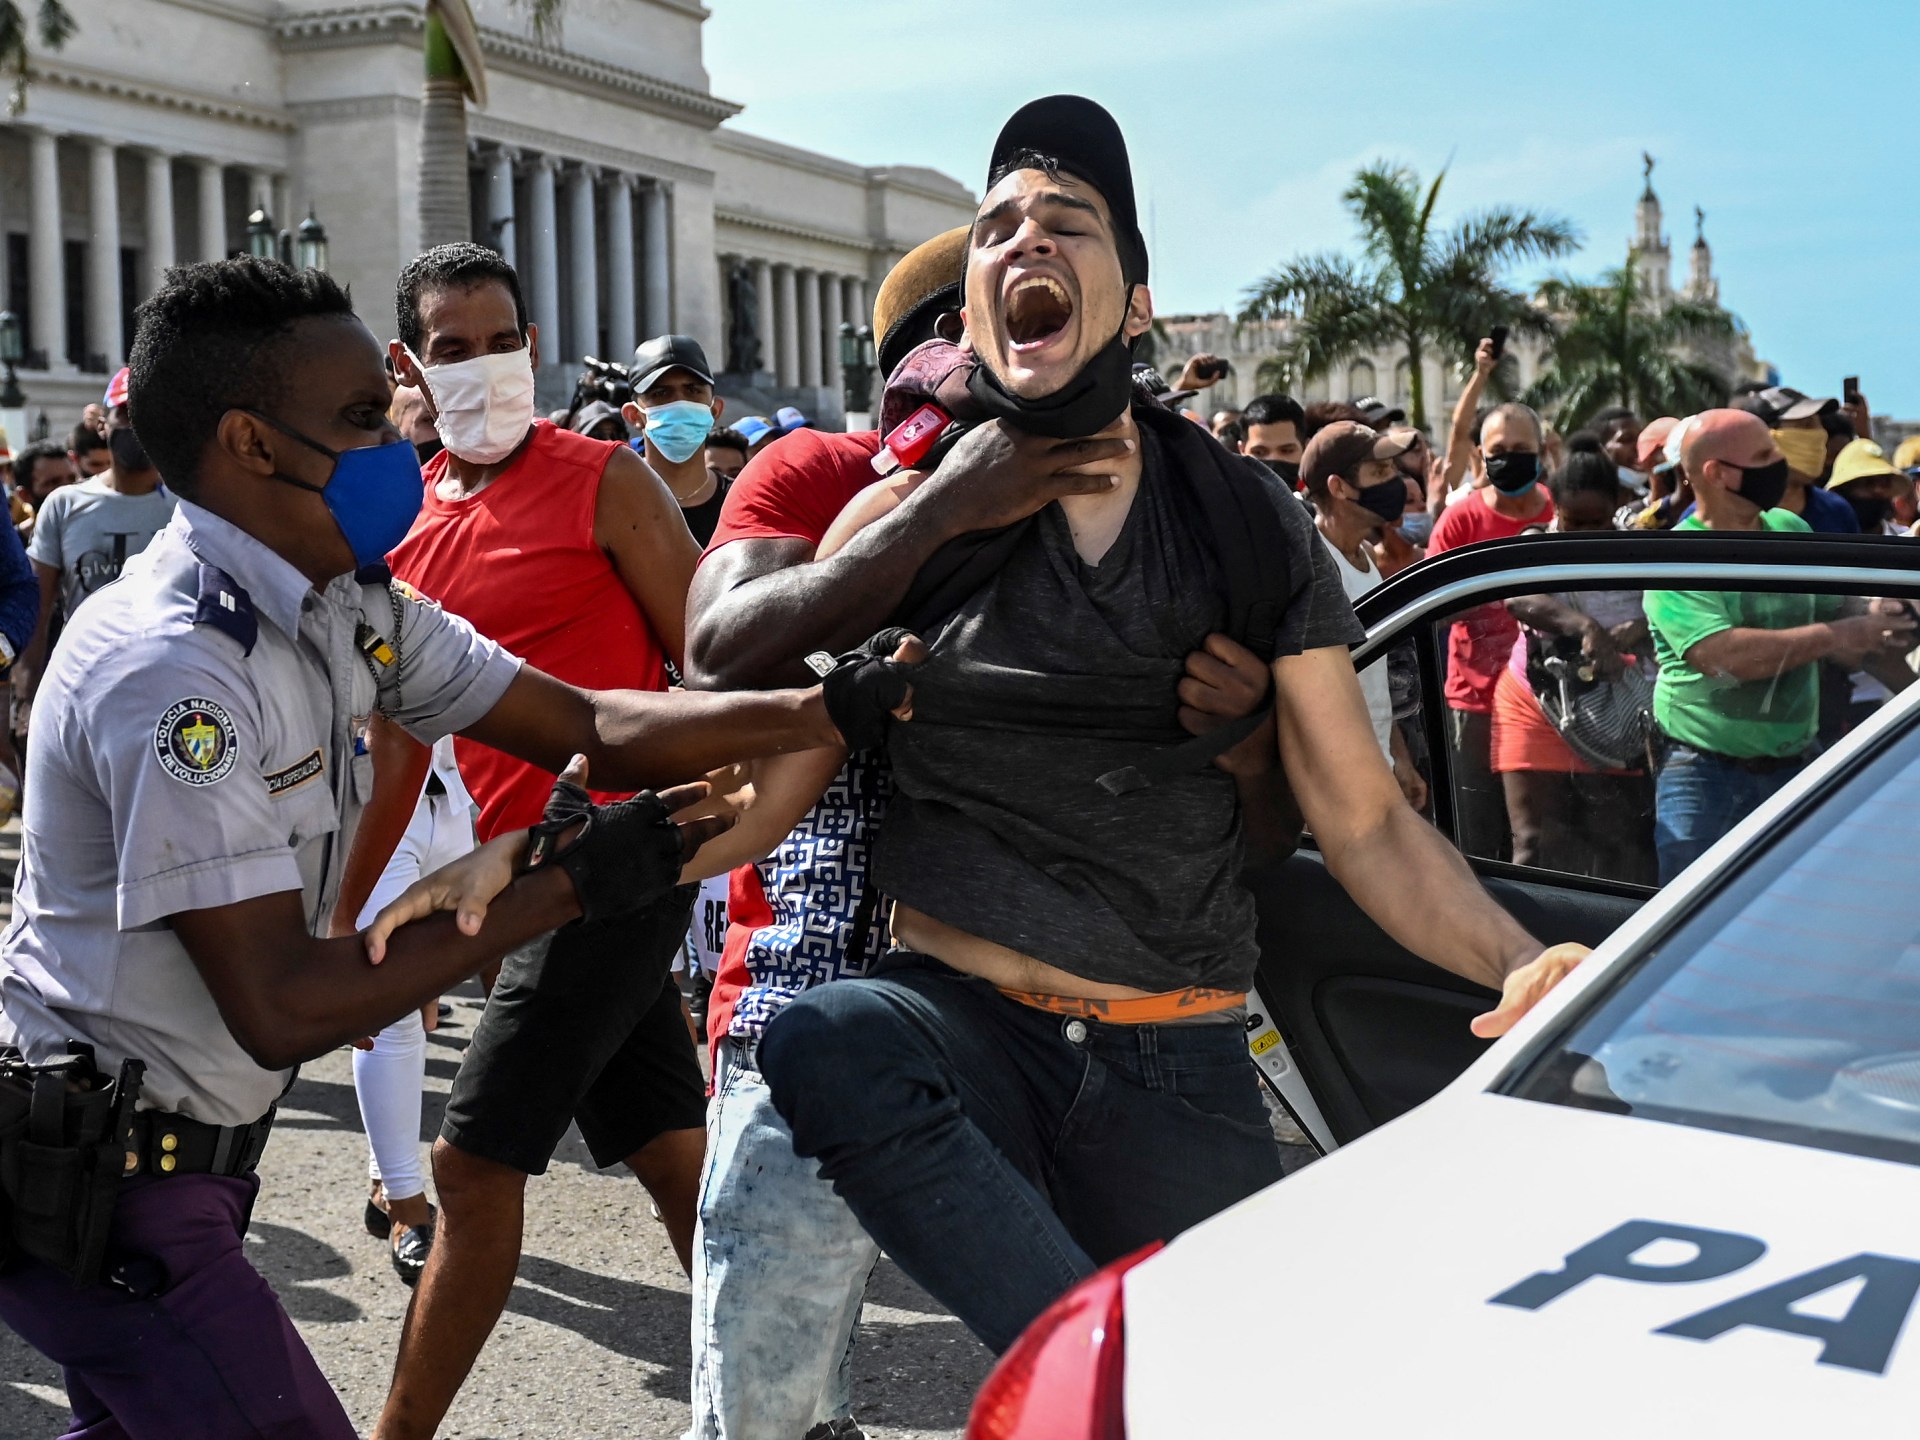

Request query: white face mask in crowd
[{"left": 408, "top": 347, "right": 537, "bottom": 465}]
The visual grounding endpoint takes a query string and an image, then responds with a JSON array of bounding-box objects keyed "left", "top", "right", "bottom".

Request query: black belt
[
  {"left": 124, "top": 1105, "right": 276, "bottom": 1180},
  {"left": 1661, "top": 736, "right": 1808, "bottom": 775}
]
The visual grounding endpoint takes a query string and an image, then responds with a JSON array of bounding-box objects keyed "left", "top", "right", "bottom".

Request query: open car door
[{"left": 1248, "top": 531, "right": 1920, "bottom": 1150}]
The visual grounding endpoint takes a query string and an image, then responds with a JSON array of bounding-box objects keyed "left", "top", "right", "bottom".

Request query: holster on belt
[{"left": 0, "top": 1043, "right": 144, "bottom": 1286}]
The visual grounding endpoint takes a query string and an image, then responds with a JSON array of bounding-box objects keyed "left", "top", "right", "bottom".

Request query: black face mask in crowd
[
  {"left": 1842, "top": 490, "right": 1892, "bottom": 531},
  {"left": 1483, "top": 451, "right": 1540, "bottom": 495},
  {"left": 1261, "top": 458, "right": 1301, "bottom": 486},
  {"left": 1728, "top": 456, "right": 1790, "bottom": 513},
  {"left": 1353, "top": 476, "right": 1409, "bottom": 524},
  {"left": 966, "top": 287, "right": 1139, "bottom": 439},
  {"left": 108, "top": 427, "right": 152, "bottom": 475},
  {"left": 414, "top": 436, "right": 444, "bottom": 466}
]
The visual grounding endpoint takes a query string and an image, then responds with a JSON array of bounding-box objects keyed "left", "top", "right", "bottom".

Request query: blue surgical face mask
[
  {"left": 643, "top": 400, "right": 717, "bottom": 465},
  {"left": 247, "top": 411, "right": 425, "bottom": 569}
]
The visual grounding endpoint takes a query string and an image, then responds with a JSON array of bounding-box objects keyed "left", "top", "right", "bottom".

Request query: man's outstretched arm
[
  {"left": 1270, "top": 645, "right": 1586, "bottom": 1036},
  {"left": 462, "top": 664, "right": 840, "bottom": 795}
]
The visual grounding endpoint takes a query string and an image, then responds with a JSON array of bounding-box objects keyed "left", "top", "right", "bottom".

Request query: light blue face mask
[{"left": 644, "top": 400, "right": 717, "bottom": 465}]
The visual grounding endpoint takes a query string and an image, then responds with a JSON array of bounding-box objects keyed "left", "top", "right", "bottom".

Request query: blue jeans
[
  {"left": 690, "top": 1037, "right": 879, "bottom": 1440},
  {"left": 1654, "top": 745, "right": 1806, "bottom": 883},
  {"left": 758, "top": 953, "right": 1283, "bottom": 1355}
]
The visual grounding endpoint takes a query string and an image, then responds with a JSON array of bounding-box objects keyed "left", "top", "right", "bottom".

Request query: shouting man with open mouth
[{"left": 754, "top": 95, "right": 1593, "bottom": 1356}]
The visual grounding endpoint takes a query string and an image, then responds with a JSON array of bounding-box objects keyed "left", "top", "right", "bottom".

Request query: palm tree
[
  {"left": 1239, "top": 163, "right": 1578, "bottom": 431},
  {"left": 1524, "top": 256, "right": 1738, "bottom": 428},
  {"left": 1, "top": 0, "right": 75, "bottom": 115},
  {"left": 418, "top": 0, "right": 488, "bottom": 249}
]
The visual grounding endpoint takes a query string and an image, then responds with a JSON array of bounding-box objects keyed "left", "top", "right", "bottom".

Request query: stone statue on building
[{"left": 726, "top": 261, "right": 762, "bottom": 375}]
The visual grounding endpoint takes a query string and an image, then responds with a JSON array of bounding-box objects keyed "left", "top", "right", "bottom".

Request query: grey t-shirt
[
  {"left": 27, "top": 476, "right": 178, "bottom": 618},
  {"left": 875, "top": 426, "right": 1363, "bottom": 994}
]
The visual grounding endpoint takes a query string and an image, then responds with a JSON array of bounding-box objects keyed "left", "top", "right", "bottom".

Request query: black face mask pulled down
[
  {"left": 1353, "top": 476, "right": 1409, "bottom": 524},
  {"left": 1729, "top": 456, "right": 1790, "bottom": 513},
  {"left": 108, "top": 427, "right": 152, "bottom": 476},
  {"left": 964, "top": 287, "right": 1138, "bottom": 439}
]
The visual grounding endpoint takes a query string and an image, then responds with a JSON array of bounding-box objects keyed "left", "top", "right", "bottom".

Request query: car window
[
  {"left": 1431, "top": 584, "right": 1917, "bottom": 889},
  {"left": 1504, "top": 721, "right": 1920, "bottom": 1168}
]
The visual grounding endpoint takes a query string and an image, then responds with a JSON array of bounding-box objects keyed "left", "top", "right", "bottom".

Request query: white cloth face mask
[{"left": 409, "top": 346, "right": 536, "bottom": 465}]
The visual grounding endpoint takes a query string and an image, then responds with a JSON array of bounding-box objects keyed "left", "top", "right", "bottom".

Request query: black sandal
[
  {"left": 364, "top": 1194, "right": 392, "bottom": 1240},
  {"left": 390, "top": 1211, "right": 436, "bottom": 1286}
]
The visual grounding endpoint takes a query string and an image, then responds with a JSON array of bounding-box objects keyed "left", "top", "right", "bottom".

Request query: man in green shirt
[{"left": 1644, "top": 409, "right": 1914, "bottom": 881}]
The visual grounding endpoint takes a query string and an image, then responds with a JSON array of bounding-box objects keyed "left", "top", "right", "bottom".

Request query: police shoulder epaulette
[{"left": 192, "top": 563, "right": 257, "bottom": 656}]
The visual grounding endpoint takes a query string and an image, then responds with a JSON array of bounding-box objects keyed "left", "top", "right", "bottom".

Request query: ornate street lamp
[
  {"left": 246, "top": 203, "right": 277, "bottom": 261},
  {"left": 296, "top": 208, "right": 330, "bottom": 272},
  {"left": 838, "top": 321, "right": 876, "bottom": 430},
  {"left": 0, "top": 312, "right": 24, "bottom": 410}
]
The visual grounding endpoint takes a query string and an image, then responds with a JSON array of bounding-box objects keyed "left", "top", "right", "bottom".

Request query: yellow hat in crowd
[
  {"left": 1892, "top": 435, "right": 1920, "bottom": 472},
  {"left": 1828, "top": 438, "right": 1905, "bottom": 489}
]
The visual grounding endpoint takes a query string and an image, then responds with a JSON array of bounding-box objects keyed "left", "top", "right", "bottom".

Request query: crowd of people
[{"left": 0, "top": 88, "right": 1897, "bottom": 1440}]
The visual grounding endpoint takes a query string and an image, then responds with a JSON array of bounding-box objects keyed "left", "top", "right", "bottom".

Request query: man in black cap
[
  {"left": 622, "top": 333, "right": 733, "bottom": 545},
  {"left": 1353, "top": 394, "right": 1407, "bottom": 430},
  {"left": 753, "top": 95, "right": 1590, "bottom": 1355}
]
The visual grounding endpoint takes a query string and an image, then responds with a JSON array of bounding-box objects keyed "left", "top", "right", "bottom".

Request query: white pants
[{"left": 351, "top": 784, "right": 475, "bottom": 1201}]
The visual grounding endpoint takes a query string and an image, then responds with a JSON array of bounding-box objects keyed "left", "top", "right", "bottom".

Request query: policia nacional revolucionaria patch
[{"left": 154, "top": 698, "right": 239, "bottom": 786}]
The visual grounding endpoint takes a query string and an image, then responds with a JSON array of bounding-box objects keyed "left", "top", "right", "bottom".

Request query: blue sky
[{"left": 706, "top": 0, "right": 1920, "bottom": 417}]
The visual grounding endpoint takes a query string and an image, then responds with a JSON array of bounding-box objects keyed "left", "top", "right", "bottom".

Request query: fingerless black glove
[
  {"left": 808, "top": 627, "right": 919, "bottom": 753},
  {"left": 524, "top": 776, "right": 685, "bottom": 925}
]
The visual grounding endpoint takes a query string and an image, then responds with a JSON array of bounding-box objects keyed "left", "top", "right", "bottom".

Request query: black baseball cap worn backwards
[{"left": 988, "top": 95, "right": 1148, "bottom": 285}]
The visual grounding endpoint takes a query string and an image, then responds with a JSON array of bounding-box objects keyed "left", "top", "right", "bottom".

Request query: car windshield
[{"left": 1506, "top": 718, "right": 1920, "bottom": 1168}]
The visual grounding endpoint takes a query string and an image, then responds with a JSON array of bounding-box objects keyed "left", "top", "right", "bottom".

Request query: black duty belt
[
  {"left": 1660, "top": 735, "right": 1809, "bottom": 776},
  {"left": 124, "top": 1105, "right": 276, "bottom": 1180}
]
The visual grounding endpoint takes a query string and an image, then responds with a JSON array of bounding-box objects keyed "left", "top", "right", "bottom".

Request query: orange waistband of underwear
[{"left": 992, "top": 986, "right": 1247, "bottom": 1025}]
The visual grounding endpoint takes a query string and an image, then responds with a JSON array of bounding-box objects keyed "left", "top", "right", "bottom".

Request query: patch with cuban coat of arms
[{"left": 154, "top": 697, "right": 240, "bottom": 787}]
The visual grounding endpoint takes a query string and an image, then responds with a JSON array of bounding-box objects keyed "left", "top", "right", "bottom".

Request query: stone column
[
  {"left": 844, "top": 276, "right": 868, "bottom": 335},
  {"left": 87, "top": 138, "right": 123, "bottom": 371},
  {"left": 486, "top": 146, "right": 518, "bottom": 268},
  {"left": 604, "top": 172, "right": 636, "bottom": 358},
  {"left": 27, "top": 128, "right": 64, "bottom": 368},
  {"left": 797, "top": 269, "right": 822, "bottom": 388},
  {"left": 751, "top": 258, "right": 774, "bottom": 379},
  {"left": 773, "top": 264, "right": 799, "bottom": 388},
  {"left": 640, "top": 181, "right": 671, "bottom": 336},
  {"left": 143, "top": 151, "right": 175, "bottom": 298},
  {"left": 247, "top": 168, "right": 275, "bottom": 224},
  {"left": 821, "top": 271, "right": 844, "bottom": 390},
  {"left": 526, "top": 155, "right": 561, "bottom": 362},
  {"left": 566, "top": 165, "right": 599, "bottom": 364},
  {"left": 196, "top": 158, "right": 227, "bottom": 262}
]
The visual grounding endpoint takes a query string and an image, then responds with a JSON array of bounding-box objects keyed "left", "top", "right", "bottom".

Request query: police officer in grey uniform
[{"left": 0, "top": 258, "right": 891, "bottom": 1439}]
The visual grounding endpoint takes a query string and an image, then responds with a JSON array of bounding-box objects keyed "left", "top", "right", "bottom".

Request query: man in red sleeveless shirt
[{"left": 375, "top": 244, "right": 704, "bottom": 1440}]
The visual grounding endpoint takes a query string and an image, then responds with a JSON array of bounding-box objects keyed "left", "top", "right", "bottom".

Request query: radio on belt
[{"left": 872, "top": 403, "right": 951, "bottom": 477}]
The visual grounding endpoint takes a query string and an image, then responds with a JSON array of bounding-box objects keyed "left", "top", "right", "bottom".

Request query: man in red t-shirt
[
  {"left": 1427, "top": 401, "right": 1553, "bottom": 861},
  {"left": 372, "top": 243, "right": 703, "bottom": 1440}
]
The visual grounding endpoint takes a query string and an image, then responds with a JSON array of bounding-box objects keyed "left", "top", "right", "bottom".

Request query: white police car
[{"left": 967, "top": 533, "right": 1920, "bottom": 1438}]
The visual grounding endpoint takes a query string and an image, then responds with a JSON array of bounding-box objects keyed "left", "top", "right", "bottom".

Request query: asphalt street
[
  {"left": 0, "top": 967, "right": 994, "bottom": 1439},
  {"left": 0, "top": 818, "right": 1316, "bottom": 1438}
]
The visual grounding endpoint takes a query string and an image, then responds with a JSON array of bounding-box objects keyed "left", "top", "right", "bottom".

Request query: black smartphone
[
  {"left": 1844, "top": 375, "right": 1862, "bottom": 404},
  {"left": 1488, "top": 326, "right": 1509, "bottom": 361},
  {"left": 1203, "top": 357, "right": 1232, "bottom": 381}
]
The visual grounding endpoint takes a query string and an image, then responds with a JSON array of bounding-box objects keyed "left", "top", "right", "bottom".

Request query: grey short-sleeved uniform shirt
[
  {"left": 0, "top": 501, "right": 521, "bottom": 1125},
  {"left": 877, "top": 425, "right": 1363, "bottom": 995},
  {"left": 26, "top": 475, "right": 178, "bottom": 618}
]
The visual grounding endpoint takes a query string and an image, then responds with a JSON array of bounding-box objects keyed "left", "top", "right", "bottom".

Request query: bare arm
[
  {"left": 1437, "top": 340, "right": 1497, "bottom": 510},
  {"left": 329, "top": 716, "right": 433, "bottom": 936},
  {"left": 595, "top": 445, "right": 700, "bottom": 673},
  {"left": 1272, "top": 645, "right": 1583, "bottom": 1034},
  {"left": 461, "top": 664, "right": 840, "bottom": 794},
  {"left": 13, "top": 562, "right": 59, "bottom": 708},
  {"left": 678, "top": 746, "right": 848, "bottom": 881},
  {"left": 1685, "top": 612, "right": 1908, "bottom": 683},
  {"left": 172, "top": 870, "right": 581, "bottom": 1071},
  {"left": 683, "top": 425, "right": 1131, "bottom": 689}
]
